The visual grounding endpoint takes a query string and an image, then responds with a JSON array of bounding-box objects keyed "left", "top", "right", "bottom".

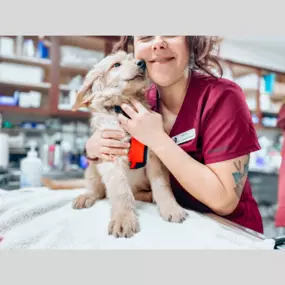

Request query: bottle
[
  {"left": 20, "top": 141, "right": 43, "bottom": 188},
  {"left": 53, "top": 139, "right": 62, "bottom": 170},
  {"left": 61, "top": 141, "right": 72, "bottom": 171}
]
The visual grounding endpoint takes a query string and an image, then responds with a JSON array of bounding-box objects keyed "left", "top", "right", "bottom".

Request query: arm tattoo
[{"left": 232, "top": 156, "right": 250, "bottom": 198}]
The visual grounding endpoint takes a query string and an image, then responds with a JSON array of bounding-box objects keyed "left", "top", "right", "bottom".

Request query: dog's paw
[
  {"left": 72, "top": 194, "right": 97, "bottom": 209},
  {"left": 108, "top": 211, "right": 140, "bottom": 238},
  {"left": 159, "top": 203, "right": 188, "bottom": 223}
]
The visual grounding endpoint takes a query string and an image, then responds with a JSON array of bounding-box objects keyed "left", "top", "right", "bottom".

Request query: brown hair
[{"left": 112, "top": 36, "right": 223, "bottom": 78}]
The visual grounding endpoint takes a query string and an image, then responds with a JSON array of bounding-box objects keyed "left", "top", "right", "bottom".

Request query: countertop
[{"left": 0, "top": 168, "right": 85, "bottom": 191}]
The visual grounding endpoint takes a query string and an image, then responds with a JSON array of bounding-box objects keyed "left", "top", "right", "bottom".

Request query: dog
[{"left": 43, "top": 51, "right": 188, "bottom": 238}]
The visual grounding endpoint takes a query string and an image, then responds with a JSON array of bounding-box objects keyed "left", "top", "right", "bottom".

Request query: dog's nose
[{"left": 137, "top": 60, "right": 146, "bottom": 71}]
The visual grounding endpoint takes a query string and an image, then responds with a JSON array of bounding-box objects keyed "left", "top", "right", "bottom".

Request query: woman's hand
[
  {"left": 85, "top": 129, "right": 130, "bottom": 161},
  {"left": 118, "top": 99, "right": 166, "bottom": 149}
]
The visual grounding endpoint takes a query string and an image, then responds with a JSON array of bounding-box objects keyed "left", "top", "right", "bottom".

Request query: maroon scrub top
[{"left": 146, "top": 71, "right": 264, "bottom": 234}]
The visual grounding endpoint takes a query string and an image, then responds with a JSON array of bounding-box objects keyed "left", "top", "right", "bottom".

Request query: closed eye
[{"left": 138, "top": 36, "right": 153, "bottom": 41}]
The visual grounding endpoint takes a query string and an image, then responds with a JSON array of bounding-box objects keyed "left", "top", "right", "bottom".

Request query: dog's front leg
[
  {"left": 72, "top": 164, "right": 105, "bottom": 209},
  {"left": 146, "top": 151, "right": 188, "bottom": 223},
  {"left": 98, "top": 159, "right": 140, "bottom": 238}
]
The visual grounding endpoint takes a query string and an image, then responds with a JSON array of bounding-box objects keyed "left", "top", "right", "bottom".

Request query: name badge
[{"left": 172, "top": 129, "right": 196, "bottom": 145}]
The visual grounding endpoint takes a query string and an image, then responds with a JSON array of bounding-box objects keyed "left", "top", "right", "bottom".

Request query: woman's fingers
[
  {"left": 101, "top": 139, "right": 130, "bottom": 148},
  {"left": 121, "top": 103, "right": 138, "bottom": 118},
  {"left": 101, "top": 130, "right": 125, "bottom": 139},
  {"left": 130, "top": 99, "right": 148, "bottom": 113},
  {"left": 100, "top": 146, "right": 129, "bottom": 156}
]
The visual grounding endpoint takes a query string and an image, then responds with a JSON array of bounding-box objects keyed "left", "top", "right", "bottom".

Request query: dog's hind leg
[
  {"left": 98, "top": 159, "right": 140, "bottom": 238},
  {"left": 72, "top": 165, "right": 105, "bottom": 209}
]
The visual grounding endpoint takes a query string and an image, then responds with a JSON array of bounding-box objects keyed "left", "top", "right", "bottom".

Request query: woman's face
[{"left": 133, "top": 36, "right": 190, "bottom": 87}]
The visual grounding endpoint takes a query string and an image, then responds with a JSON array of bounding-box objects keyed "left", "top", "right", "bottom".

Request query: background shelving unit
[
  {"left": 0, "top": 36, "right": 124, "bottom": 160},
  {"left": 1, "top": 36, "right": 284, "bottom": 129},
  {"left": 219, "top": 58, "right": 285, "bottom": 132},
  {"left": 0, "top": 36, "right": 123, "bottom": 121}
]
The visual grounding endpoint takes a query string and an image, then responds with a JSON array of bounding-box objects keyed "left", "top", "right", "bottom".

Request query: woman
[{"left": 85, "top": 36, "right": 263, "bottom": 234}]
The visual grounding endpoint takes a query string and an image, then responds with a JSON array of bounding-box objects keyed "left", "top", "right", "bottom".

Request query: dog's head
[{"left": 72, "top": 51, "right": 149, "bottom": 112}]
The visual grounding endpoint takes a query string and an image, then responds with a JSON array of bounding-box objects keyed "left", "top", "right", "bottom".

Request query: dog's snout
[{"left": 137, "top": 60, "right": 146, "bottom": 71}]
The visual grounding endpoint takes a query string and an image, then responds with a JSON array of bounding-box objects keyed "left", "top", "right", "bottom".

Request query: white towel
[{"left": 0, "top": 187, "right": 275, "bottom": 249}]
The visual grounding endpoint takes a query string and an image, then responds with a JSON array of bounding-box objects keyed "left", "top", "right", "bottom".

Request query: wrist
[
  {"left": 149, "top": 131, "right": 170, "bottom": 153},
  {"left": 84, "top": 147, "right": 99, "bottom": 162},
  {"left": 85, "top": 140, "right": 99, "bottom": 161}
]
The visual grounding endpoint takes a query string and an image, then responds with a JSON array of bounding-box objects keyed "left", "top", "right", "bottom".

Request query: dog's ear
[{"left": 72, "top": 67, "right": 104, "bottom": 111}]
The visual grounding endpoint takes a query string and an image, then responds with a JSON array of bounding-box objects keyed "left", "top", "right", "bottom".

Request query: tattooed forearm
[{"left": 232, "top": 156, "right": 250, "bottom": 198}]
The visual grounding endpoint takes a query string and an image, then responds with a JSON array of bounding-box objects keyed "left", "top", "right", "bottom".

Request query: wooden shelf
[
  {"left": 0, "top": 80, "right": 77, "bottom": 93},
  {"left": 60, "top": 36, "right": 107, "bottom": 52},
  {"left": 270, "top": 94, "right": 285, "bottom": 103},
  {"left": 0, "top": 55, "right": 89, "bottom": 75},
  {"left": 0, "top": 105, "right": 49, "bottom": 115},
  {"left": 60, "top": 64, "right": 89, "bottom": 75},
  {"left": 244, "top": 88, "right": 259, "bottom": 97},
  {"left": 51, "top": 109, "right": 90, "bottom": 119},
  {"left": 0, "top": 55, "right": 51, "bottom": 69},
  {"left": 0, "top": 105, "right": 90, "bottom": 120},
  {"left": 0, "top": 80, "right": 51, "bottom": 92},
  {"left": 220, "top": 59, "right": 258, "bottom": 78},
  {"left": 59, "top": 84, "right": 78, "bottom": 93}
]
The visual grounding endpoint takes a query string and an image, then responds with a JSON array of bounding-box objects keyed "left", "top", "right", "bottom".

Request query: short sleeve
[{"left": 201, "top": 82, "right": 261, "bottom": 164}]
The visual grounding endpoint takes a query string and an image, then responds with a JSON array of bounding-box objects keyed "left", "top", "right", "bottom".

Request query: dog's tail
[{"left": 41, "top": 178, "right": 86, "bottom": 190}]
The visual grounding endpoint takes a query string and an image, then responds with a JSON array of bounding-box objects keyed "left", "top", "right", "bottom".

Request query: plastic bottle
[{"left": 20, "top": 141, "right": 43, "bottom": 188}]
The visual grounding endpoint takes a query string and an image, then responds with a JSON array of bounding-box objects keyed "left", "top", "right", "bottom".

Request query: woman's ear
[{"left": 72, "top": 67, "right": 104, "bottom": 111}]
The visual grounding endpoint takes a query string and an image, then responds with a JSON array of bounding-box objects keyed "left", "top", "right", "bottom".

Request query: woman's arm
[
  {"left": 118, "top": 95, "right": 256, "bottom": 216},
  {"left": 151, "top": 132, "right": 249, "bottom": 215}
]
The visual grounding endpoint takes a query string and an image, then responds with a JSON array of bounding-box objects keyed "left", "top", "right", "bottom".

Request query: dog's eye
[{"left": 113, "top": 62, "right": 121, "bottom": 68}]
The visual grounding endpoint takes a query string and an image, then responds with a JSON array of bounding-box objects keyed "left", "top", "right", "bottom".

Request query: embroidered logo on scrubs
[{"left": 172, "top": 128, "right": 196, "bottom": 145}]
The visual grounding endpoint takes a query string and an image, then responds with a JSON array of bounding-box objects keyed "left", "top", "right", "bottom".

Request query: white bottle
[{"left": 20, "top": 141, "right": 43, "bottom": 188}]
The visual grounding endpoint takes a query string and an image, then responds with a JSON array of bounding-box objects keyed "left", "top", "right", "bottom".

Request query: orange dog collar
[
  {"left": 128, "top": 137, "right": 148, "bottom": 169},
  {"left": 113, "top": 105, "right": 148, "bottom": 169}
]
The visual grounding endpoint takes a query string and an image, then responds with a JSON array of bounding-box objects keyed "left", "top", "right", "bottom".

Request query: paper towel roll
[{"left": 0, "top": 133, "right": 9, "bottom": 169}]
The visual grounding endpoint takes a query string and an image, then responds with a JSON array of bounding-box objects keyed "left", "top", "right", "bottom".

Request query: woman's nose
[{"left": 152, "top": 36, "right": 167, "bottom": 50}]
